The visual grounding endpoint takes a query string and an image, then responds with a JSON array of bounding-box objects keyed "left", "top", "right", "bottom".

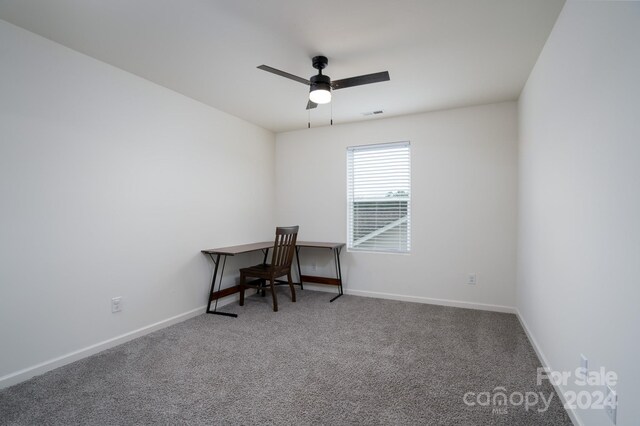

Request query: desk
[{"left": 201, "top": 241, "right": 345, "bottom": 317}]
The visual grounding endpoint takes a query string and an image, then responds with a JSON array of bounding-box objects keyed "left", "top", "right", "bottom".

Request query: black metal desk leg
[
  {"left": 330, "top": 247, "right": 344, "bottom": 302},
  {"left": 206, "top": 253, "right": 220, "bottom": 313},
  {"left": 295, "top": 246, "right": 304, "bottom": 290},
  {"left": 206, "top": 253, "right": 238, "bottom": 318}
]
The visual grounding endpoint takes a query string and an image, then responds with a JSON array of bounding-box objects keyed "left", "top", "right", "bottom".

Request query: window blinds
[{"left": 346, "top": 141, "right": 411, "bottom": 253}]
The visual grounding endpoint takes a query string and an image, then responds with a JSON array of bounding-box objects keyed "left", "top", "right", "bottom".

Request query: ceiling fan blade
[
  {"left": 306, "top": 100, "right": 318, "bottom": 110},
  {"left": 257, "top": 65, "right": 310, "bottom": 85},
  {"left": 331, "top": 71, "right": 390, "bottom": 90}
]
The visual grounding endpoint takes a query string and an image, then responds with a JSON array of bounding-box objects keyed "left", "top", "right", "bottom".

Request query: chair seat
[{"left": 240, "top": 263, "right": 289, "bottom": 277}]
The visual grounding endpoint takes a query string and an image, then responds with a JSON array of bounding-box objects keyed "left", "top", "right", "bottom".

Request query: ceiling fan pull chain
[
  {"left": 308, "top": 108, "right": 311, "bottom": 129},
  {"left": 331, "top": 101, "right": 333, "bottom": 126}
]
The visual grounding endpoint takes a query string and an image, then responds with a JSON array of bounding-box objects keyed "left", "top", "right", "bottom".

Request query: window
[{"left": 347, "top": 141, "right": 411, "bottom": 253}]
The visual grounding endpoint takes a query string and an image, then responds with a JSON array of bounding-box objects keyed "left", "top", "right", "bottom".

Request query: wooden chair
[{"left": 239, "top": 226, "right": 299, "bottom": 312}]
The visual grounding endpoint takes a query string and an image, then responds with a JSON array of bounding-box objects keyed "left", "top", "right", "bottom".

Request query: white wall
[
  {"left": 0, "top": 20, "right": 275, "bottom": 385},
  {"left": 276, "top": 102, "right": 518, "bottom": 311},
  {"left": 518, "top": 2, "right": 640, "bottom": 425}
]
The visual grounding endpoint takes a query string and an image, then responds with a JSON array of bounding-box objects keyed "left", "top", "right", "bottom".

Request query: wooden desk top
[
  {"left": 201, "top": 241, "right": 344, "bottom": 256},
  {"left": 296, "top": 241, "right": 345, "bottom": 249},
  {"left": 201, "top": 241, "right": 272, "bottom": 256}
]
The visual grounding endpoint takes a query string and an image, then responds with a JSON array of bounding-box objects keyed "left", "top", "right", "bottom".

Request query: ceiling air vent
[{"left": 362, "top": 110, "right": 384, "bottom": 116}]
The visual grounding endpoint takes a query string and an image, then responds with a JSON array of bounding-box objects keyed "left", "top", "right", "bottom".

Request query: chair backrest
[{"left": 271, "top": 226, "right": 299, "bottom": 268}]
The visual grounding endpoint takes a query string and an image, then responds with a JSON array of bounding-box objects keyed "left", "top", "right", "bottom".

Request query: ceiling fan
[{"left": 257, "top": 56, "right": 390, "bottom": 110}]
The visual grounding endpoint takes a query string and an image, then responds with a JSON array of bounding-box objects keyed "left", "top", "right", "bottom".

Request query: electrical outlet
[
  {"left": 604, "top": 386, "right": 617, "bottom": 424},
  {"left": 312, "top": 262, "right": 317, "bottom": 272},
  {"left": 579, "top": 354, "right": 588, "bottom": 379},
  {"left": 111, "top": 297, "right": 122, "bottom": 313},
  {"left": 467, "top": 273, "right": 477, "bottom": 285}
]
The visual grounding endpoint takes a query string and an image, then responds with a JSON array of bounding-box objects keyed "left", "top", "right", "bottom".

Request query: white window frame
[{"left": 346, "top": 141, "right": 411, "bottom": 254}]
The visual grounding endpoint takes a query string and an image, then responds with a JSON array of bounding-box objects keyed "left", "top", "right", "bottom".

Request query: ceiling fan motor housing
[{"left": 310, "top": 74, "right": 331, "bottom": 91}]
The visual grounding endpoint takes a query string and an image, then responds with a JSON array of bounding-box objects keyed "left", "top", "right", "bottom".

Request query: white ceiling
[{"left": 0, "top": 0, "right": 564, "bottom": 133}]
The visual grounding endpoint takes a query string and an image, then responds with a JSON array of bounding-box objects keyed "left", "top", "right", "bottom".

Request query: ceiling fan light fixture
[
  {"left": 309, "top": 87, "right": 331, "bottom": 104},
  {"left": 309, "top": 74, "right": 332, "bottom": 104}
]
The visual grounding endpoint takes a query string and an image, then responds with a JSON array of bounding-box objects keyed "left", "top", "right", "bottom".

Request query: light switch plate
[{"left": 111, "top": 296, "right": 122, "bottom": 313}]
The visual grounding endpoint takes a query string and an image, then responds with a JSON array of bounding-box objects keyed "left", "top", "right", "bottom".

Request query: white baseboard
[
  {"left": 515, "top": 309, "right": 582, "bottom": 426},
  {"left": 0, "top": 300, "right": 223, "bottom": 389},
  {"left": 341, "top": 288, "right": 516, "bottom": 314},
  {"left": 299, "top": 283, "right": 340, "bottom": 294}
]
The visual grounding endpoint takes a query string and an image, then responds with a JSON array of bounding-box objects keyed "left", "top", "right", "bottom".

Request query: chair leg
[
  {"left": 288, "top": 272, "right": 296, "bottom": 303},
  {"left": 260, "top": 279, "right": 266, "bottom": 297},
  {"left": 270, "top": 277, "right": 278, "bottom": 312},
  {"left": 239, "top": 273, "right": 245, "bottom": 306}
]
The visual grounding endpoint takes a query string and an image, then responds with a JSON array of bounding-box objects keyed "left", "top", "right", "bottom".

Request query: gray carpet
[{"left": 0, "top": 290, "right": 572, "bottom": 425}]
